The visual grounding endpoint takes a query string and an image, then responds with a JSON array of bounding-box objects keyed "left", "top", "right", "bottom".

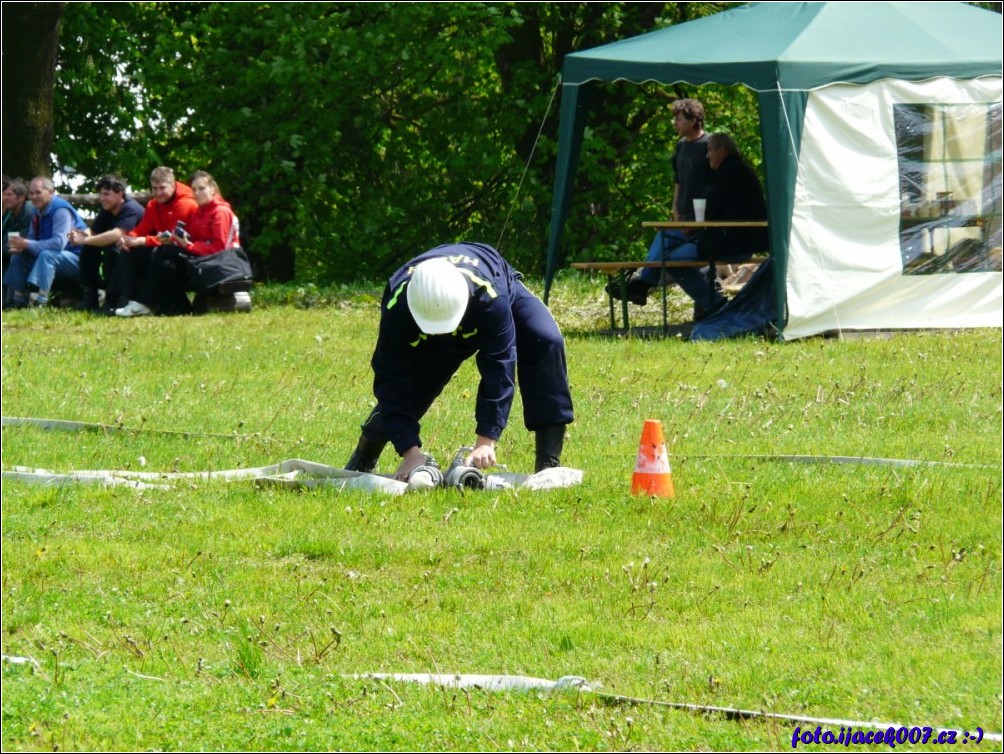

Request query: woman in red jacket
[
  {"left": 180, "top": 172, "right": 241, "bottom": 257},
  {"left": 115, "top": 172, "right": 241, "bottom": 316}
]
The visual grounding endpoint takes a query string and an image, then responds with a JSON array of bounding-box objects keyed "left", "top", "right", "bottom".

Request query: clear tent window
[{"left": 895, "top": 102, "right": 1003, "bottom": 275}]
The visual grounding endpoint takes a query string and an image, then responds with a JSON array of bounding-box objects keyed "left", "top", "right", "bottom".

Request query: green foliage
[
  {"left": 53, "top": 3, "right": 203, "bottom": 179},
  {"left": 141, "top": 4, "right": 498, "bottom": 280},
  {"left": 53, "top": 2, "right": 763, "bottom": 282}
]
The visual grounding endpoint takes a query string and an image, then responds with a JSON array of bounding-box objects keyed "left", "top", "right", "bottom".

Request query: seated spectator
[
  {"left": 3, "top": 176, "right": 34, "bottom": 305},
  {"left": 67, "top": 175, "right": 144, "bottom": 311},
  {"left": 106, "top": 166, "right": 197, "bottom": 311},
  {"left": 116, "top": 171, "right": 241, "bottom": 317},
  {"left": 3, "top": 176, "right": 87, "bottom": 308},
  {"left": 611, "top": 132, "right": 768, "bottom": 317}
]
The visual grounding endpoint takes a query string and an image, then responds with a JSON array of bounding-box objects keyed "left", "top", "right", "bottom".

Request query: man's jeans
[
  {"left": 4, "top": 249, "right": 81, "bottom": 303},
  {"left": 638, "top": 230, "right": 721, "bottom": 310}
]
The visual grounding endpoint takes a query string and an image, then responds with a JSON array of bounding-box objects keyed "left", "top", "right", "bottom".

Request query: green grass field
[{"left": 2, "top": 278, "right": 1001, "bottom": 751}]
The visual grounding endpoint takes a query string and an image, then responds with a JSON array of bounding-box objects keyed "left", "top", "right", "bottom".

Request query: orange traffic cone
[{"left": 631, "top": 419, "right": 675, "bottom": 497}]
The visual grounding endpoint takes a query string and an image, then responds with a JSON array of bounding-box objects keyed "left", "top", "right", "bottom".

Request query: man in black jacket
[{"left": 697, "top": 133, "right": 769, "bottom": 262}]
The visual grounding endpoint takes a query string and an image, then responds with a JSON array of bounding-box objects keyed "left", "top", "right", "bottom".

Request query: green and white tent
[{"left": 544, "top": 2, "right": 1002, "bottom": 339}]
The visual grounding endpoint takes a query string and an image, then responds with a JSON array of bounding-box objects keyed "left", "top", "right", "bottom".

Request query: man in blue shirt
[
  {"left": 4, "top": 176, "right": 87, "bottom": 308},
  {"left": 345, "top": 242, "right": 574, "bottom": 480}
]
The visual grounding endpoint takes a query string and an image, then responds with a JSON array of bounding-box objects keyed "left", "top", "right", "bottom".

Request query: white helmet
[{"left": 406, "top": 258, "right": 470, "bottom": 334}]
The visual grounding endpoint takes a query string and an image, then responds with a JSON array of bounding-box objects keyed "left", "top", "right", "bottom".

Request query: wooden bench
[{"left": 571, "top": 260, "right": 704, "bottom": 332}]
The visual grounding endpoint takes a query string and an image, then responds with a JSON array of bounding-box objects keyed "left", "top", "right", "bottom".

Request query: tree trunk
[{"left": 2, "top": 2, "right": 65, "bottom": 180}]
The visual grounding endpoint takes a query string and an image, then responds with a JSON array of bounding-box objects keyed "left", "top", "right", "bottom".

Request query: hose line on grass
[
  {"left": 2, "top": 433, "right": 584, "bottom": 494},
  {"left": 1, "top": 415, "right": 258, "bottom": 440},
  {"left": 690, "top": 453, "right": 991, "bottom": 469},
  {"left": 351, "top": 673, "right": 1003, "bottom": 743},
  {"left": 5, "top": 418, "right": 997, "bottom": 737}
]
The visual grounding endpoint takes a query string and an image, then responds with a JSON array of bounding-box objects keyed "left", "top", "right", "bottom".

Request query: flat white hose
[
  {"left": 4, "top": 459, "right": 583, "bottom": 494},
  {"left": 349, "top": 673, "right": 1002, "bottom": 742}
]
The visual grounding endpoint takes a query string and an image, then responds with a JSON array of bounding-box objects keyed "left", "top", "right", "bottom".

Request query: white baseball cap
[{"left": 406, "top": 258, "right": 470, "bottom": 334}]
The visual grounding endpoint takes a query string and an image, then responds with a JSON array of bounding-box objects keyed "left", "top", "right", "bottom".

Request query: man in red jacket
[{"left": 106, "top": 166, "right": 197, "bottom": 311}]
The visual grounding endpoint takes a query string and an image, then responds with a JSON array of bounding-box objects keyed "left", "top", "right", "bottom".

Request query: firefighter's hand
[
  {"left": 466, "top": 437, "right": 497, "bottom": 470},
  {"left": 394, "top": 446, "right": 429, "bottom": 481}
]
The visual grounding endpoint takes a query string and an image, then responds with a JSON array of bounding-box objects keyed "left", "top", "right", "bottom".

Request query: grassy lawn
[{"left": 2, "top": 278, "right": 1001, "bottom": 751}]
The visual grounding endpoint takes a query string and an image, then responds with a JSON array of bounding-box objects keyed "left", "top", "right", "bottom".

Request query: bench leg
[
  {"left": 605, "top": 275, "right": 617, "bottom": 330},
  {"left": 618, "top": 270, "right": 630, "bottom": 330},
  {"left": 603, "top": 272, "right": 632, "bottom": 330},
  {"left": 660, "top": 263, "right": 669, "bottom": 335}
]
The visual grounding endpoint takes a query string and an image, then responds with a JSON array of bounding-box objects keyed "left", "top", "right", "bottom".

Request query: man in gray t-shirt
[{"left": 673, "top": 127, "right": 714, "bottom": 221}]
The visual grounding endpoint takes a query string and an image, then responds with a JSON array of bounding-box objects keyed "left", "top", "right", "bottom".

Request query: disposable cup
[{"left": 693, "top": 199, "right": 707, "bottom": 222}]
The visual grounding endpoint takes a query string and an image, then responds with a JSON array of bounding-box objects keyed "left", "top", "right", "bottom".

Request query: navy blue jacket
[
  {"left": 28, "top": 196, "right": 87, "bottom": 255},
  {"left": 371, "top": 243, "right": 519, "bottom": 455}
]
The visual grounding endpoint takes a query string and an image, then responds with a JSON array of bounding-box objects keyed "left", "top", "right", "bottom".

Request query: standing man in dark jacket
[
  {"left": 345, "top": 242, "right": 574, "bottom": 480},
  {"left": 610, "top": 98, "right": 714, "bottom": 306}
]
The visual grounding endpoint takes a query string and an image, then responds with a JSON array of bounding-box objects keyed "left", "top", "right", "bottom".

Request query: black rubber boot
[
  {"left": 534, "top": 424, "right": 566, "bottom": 472},
  {"left": 345, "top": 435, "right": 388, "bottom": 473},
  {"left": 75, "top": 287, "right": 101, "bottom": 311},
  {"left": 605, "top": 276, "right": 652, "bottom": 306}
]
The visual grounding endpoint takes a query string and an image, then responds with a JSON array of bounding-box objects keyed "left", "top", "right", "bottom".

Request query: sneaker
[
  {"left": 114, "top": 300, "right": 152, "bottom": 317},
  {"left": 608, "top": 276, "right": 652, "bottom": 306},
  {"left": 74, "top": 288, "right": 101, "bottom": 311},
  {"left": 627, "top": 278, "right": 652, "bottom": 306}
]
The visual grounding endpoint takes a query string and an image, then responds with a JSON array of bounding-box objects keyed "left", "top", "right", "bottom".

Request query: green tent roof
[{"left": 562, "top": 1, "right": 1002, "bottom": 91}]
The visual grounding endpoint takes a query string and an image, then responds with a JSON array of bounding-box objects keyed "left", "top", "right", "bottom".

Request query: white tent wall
[{"left": 784, "top": 76, "right": 1003, "bottom": 339}]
